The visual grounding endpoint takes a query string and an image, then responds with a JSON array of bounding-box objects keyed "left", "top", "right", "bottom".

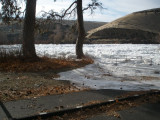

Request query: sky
[
  {"left": 0, "top": 0, "right": 159, "bottom": 22},
  {"left": 36, "top": 0, "right": 160, "bottom": 22}
]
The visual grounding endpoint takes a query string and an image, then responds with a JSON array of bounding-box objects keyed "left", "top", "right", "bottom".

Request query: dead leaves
[
  {"left": 107, "top": 111, "right": 121, "bottom": 118},
  {"left": 0, "top": 85, "right": 88, "bottom": 102},
  {"left": 0, "top": 57, "right": 93, "bottom": 72}
]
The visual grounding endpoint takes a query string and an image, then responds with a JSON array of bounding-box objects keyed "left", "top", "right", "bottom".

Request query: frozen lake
[{"left": 1, "top": 44, "right": 160, "bottom": 91}]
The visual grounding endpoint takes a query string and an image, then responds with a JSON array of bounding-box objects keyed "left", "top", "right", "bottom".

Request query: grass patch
[
  {"left": 0, "top": 48, "right": 93, "bottom": 72},
  {"left": 0, "top": 57, "right": 93, "bottom": 72}
]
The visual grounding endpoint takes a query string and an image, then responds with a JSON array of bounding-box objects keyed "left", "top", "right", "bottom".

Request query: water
[{"left": 1, "top": 44, "right": 160, "bottom": 90}]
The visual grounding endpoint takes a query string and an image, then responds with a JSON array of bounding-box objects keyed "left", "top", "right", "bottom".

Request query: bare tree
[
  {"left": 42, "top": 0, "right": 103, "bottom": 59},
  {"left": 22, "top": 0, "right": 37, "bottom": 59},
  {"left": 76, "top": 0, "right": 103, "bottom": 59},
  {"left": 0, "top": 0, "right": 38, "bottom": 60},
  {"left": 76, "top": 0, "right": 85, "bottom": 58}
]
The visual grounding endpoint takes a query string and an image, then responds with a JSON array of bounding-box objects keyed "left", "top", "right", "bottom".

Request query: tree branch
[
  {"left": 83, "top": 0, "right": 106, "bottom": 14},
  {"left": 61, "top": 1, "right": 77, "bottom": 18}
]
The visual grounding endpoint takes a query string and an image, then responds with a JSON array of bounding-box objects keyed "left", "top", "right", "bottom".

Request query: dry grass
[
  {"left": 0, "top": 49, "right": 93, "bottom": 73},
  {"left": 88, "top": 9, "right": 160, "bottom": 37},
  {"left": 87, "top": 8, "right": 160, "bottom": 44},
  {"left": 0, "top": 56, "right": 93, "bottom": 72}
]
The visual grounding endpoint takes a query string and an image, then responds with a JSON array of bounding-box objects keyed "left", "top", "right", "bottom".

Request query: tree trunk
[
  {"left": 22, "top": 0, "right": 37, "bottom": 59},
  {"left": 76, "top": 0, "right": 85, "bottom": 59}
]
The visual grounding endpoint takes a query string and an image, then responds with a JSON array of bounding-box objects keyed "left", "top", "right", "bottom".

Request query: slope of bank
[{"left": 87, "top": 8, "right": 160, "bottom": 44}]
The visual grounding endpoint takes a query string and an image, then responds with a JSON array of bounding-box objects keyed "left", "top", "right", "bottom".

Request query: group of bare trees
[{"left": 0, "top": 0, "right": 103, "bottom": 60}]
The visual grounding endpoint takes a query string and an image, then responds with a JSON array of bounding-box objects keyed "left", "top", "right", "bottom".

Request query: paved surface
[
  {"left": 0, "top": 105, "right": 8, "bottom": 120},
  {"left": 86, "top": 102, "right": 160, "bottom": 120},
  {"left": 0, "top": 89, "right": 128, "bottom": 120}
]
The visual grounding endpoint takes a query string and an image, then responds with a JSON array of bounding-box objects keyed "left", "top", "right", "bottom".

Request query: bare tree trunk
[
  {"left": 76, "top": 0, "right": 85, "bottom": 59},
  {"left": 22, "top": 0, "right": 37, "bottom": 59}
]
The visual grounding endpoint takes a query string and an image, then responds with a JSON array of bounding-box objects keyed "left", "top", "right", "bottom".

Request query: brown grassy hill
[{"left": 87, "top": 8, "right": 160, "bottom": 44}]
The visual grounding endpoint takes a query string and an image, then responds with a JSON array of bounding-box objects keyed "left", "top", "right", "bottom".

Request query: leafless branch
[
  {"left": 61, "top": 1, "right": 77, "bottom": 18},
  {"left": 40, "top": 0, "right": 106, "bottom": 21},
  {"left": 0, "top": 0, "right": 24, "bottom": 24},
  {"left": 83, "top": 0, "right": 106, "bottom": 14},
  {"left": 41, "top": 1, "right": 77, "bottom": 21}
]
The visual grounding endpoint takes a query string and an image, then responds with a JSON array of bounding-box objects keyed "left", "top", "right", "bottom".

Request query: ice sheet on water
[
  {"left": 53, "top": 44, "right": 160, "bottom": 91},
  {"left": 1, "top": 44, "right": 160, "bottom": 91}
]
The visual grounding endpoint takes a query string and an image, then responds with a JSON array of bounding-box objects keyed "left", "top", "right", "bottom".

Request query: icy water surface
[{"left": 1, "top": 44, "right": 160, "bottom": 91}]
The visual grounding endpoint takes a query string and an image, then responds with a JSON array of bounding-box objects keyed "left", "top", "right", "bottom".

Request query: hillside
[
  {"left": 87, "top": 8, "right": 160, "bottom": 44},
  {"left": 0, "top": 20, "right": 106, "bottom": 44},
  {"left": 63, "top": 20, "right": 106, "bottom": 32}
]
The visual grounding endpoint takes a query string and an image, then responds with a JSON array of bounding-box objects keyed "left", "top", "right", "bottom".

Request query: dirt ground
[
  {"left": 0, "top": 58, "right": 92, "bottom": 102},
  {"left": 0, "top": 72, "right": 88, "bottom": 102}
]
